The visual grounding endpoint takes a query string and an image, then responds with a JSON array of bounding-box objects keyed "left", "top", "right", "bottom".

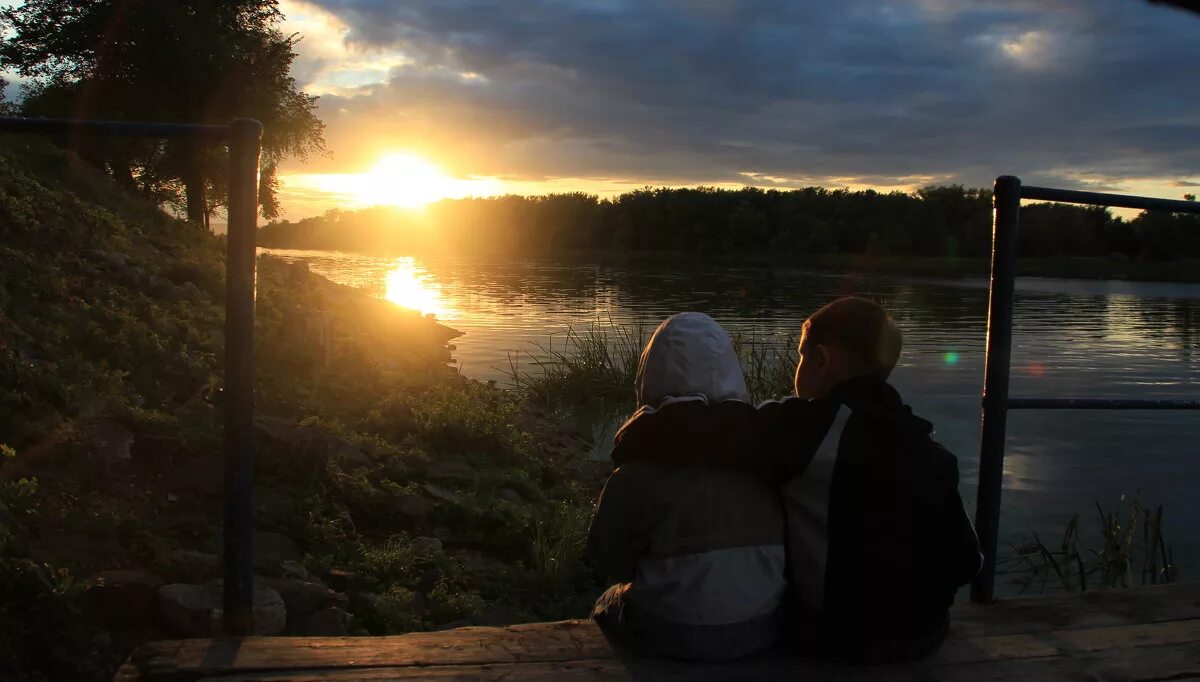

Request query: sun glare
[
  {"left": 354, "top": 153, "right": 457, "bottom": 208},
  {"left": 384, "top": 258, "right": 450, "bottom": 318}
]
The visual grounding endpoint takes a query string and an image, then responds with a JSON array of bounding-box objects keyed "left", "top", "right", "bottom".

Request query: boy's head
[{"left": 793, "top": 297, "right": 902, "bottom": 399}]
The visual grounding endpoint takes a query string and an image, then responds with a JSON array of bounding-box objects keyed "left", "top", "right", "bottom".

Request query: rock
[
  {"left": 88, "top": 420, "right": 133, "bottom": 464},
  {"left": 435, "top": 619, "right": 472, "bottom": 631},
  {"left": 262, "top": 578, "right": 347, "bottom": 616},
  {"left": 157, "top": 584, "right": 218, "bottom": 636},
  {"left": 497, "top": 488, "right": 524, "bottom": 503},
  {"left": 278, "top": 559, "right": 310, "bottom": 581},
  {"left": 261, "top": 578, "right": 347, "bottom": 633},
  {"left": 179, "top": 281, "right": 204, "bottom": 301},
  {"left": 153, "top": 549, "right": 219, "bottom": 583},
  {"left": 422, "top": 482, "right": 460, "bottom": 504},
  {"left": 170, "top": 457, "right": 222, "bottom": 496},
  {"left": 395, "top": 494, "right": 435, "bottom": 521},
  {"left": 82, "top": 569, "right": 164, "bottom": 627},
  {"left": 306, "top": 607, "right": 349, "bottom": 635},
  {"left": 253, "top": 531, "right": 302, "bottom": 573},
  {"left": 324, "top": 568, "right": 376, "bottom": 593},
  {"left": 426, "top": 460, "right": 476, "bottom": 483},
  {"left": 410, "top": 536, "right": 443, "bottom": 555},
  {"left": 255, "top": 416, "right": 370, "bottom": 469},
  {"left": 157, "top": 583, "right": 286, "bottom": 637},
  {"left": 254, "top": 488, "right": 299, "bottom": 526}
]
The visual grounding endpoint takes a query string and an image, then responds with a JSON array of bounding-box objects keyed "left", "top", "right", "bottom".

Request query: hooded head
[{"left": 635, "top": 312, "right": 749, "bottom": 408}]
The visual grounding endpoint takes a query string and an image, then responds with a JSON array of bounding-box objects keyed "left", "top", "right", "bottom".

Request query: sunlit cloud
[{"left": 271, "top": 0, "right": 1200, "bottom": 221}]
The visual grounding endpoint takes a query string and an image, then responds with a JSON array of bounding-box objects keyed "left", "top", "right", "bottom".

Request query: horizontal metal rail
[
  {"left": 1022, "top": 185, "right": 1200, "bottom": 214},
  {"left": 1007, "top": 398, "right": 1200, "bottom": 410},
  {"left": 0, "top": 117, "right": 231, "bottom": 140}
]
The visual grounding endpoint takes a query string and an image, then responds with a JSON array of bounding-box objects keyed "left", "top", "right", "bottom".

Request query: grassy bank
[{"left": 0, "top": 138, "right": 609, "bottom": 680}]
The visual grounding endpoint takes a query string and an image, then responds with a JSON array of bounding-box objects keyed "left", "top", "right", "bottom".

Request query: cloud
[{"left": 283, "top": 0, "right": 1200, "bottom": 194}]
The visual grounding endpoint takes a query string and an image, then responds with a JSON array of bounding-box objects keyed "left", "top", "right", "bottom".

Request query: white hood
[{"left": 635, "top": 312, "right": 750, "bottom": 408}]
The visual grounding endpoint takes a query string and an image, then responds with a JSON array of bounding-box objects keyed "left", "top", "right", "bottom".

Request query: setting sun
[{"left": 358, "top": 153, "right": 454, "bottom": 208}]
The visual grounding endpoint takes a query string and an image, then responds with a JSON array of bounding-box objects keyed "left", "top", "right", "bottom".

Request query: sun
[{"left": 356, "top": 152, "right": 455, "bottom": 208}]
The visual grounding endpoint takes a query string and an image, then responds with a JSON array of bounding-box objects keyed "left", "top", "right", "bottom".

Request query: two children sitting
[{"left": 587, "top": 297, "right": 983, "bottom": 663}]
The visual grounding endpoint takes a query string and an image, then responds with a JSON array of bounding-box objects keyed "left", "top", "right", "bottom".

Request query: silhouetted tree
[{"left": 1, "top": 0, "right": 325, "bottom": 222}]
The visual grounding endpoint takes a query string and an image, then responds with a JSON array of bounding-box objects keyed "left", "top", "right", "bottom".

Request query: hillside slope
[{"left": 0, "top": 138, "right": 603, "bottom": 681}]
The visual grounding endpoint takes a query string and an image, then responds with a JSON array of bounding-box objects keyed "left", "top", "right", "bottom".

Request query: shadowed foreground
[{"left": 118, "top": 582, "right": 1200, "bottom": 681}]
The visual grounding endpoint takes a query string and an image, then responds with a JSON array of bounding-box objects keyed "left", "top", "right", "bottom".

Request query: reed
[
  {"left": 506, "top": 321, "right": 798, "bottom": 407},
  {"left": 1000, "top": 494, "right": 1175, "bottom": 595}
]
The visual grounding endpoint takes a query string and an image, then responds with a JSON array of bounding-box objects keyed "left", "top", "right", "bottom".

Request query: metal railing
[
  {"left": 0, "top": 117, "right": 263, "bottom": 634},
  {"left": 972, "top": 175, "right": 1200, "bottom": 603}
]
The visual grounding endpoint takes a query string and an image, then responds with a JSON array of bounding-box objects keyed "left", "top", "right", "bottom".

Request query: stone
[
  {"left": 82, "top": 569, "right": 164, "bottom": 627},
  {"left": 254, "top": 531, "right": 301, "bottom": 569},
  {"left": 410, "top": 536, "right": 443, "bottom": 555},
  {"left": 262, "top": 578, "right": 347, "bottom": 617},
  {"left": 88, "top": 420, "right": 133, "bottom": 464},
  {"left": 153, "top": 549, "right": 219, "bottom": 583},
  {"left": 435, "top": 619, "right": 472, "bottom": 631},
  {"left": 422, "top": 482, "right": 460, "bottom": 504},
  {"left": 157, "top": 583, "right": 286, "bottom": 637},
  {"left": 306, "top": 607, "right": 349, "bottom": 635},
  {"left": 497, "top": 488, "right": 524, "bottom": 503},
  {"left": 426, "top": 460, "right": 476, "bottom": 483},
  {"left": 324, "top": 568, "right": 376, "bottom": 593},
  {"left": 395, "top": 494, "right": 435, "bottom": 521},
  {"left": 278, "top": 559, "right": 310, "bottom": 581}
]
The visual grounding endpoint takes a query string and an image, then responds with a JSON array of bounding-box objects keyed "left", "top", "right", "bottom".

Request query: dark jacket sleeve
[
  {"left": 932, "top": 442, "right": 983, "bottom": 587},
  {"left": 585, "top": 465, "right": 651, "bottom": 583},
  {"left": 757, "top": 397, "right": 840, "bottom": 482}
]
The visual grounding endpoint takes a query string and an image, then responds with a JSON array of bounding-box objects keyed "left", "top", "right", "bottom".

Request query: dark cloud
[{"left": 299, "top": 0, "right": 1200, "bottom": 188}]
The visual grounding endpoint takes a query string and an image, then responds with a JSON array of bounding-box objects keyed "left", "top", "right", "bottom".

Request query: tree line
[{"left": 257, "top": 186, "right": 1200, "bottom": 261}]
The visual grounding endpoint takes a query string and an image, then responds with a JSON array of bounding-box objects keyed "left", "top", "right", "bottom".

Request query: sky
[{"left": 18, "top": 0, "right": 1200, "bottom": 220}]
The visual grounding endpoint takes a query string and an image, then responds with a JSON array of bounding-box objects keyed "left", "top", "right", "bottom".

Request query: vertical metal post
[
  {"left": 972, "top": 175, "right": 1021, "bottom": 603},
  {"left": 223, "top": 118, "right": 262, "bottom": 635}
]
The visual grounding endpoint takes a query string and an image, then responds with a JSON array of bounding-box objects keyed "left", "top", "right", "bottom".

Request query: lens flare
[{"left": 943, "top": 351, "right": 960, "bottom": 366}]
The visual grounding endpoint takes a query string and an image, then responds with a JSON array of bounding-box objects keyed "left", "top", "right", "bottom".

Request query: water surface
[{"left": 264, "top": 248, "right": 1200, "bottom": 592}]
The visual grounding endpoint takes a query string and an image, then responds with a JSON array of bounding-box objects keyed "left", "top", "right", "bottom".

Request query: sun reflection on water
[{"left": 384, "top": 258, "right": 451, "bottom": 318}]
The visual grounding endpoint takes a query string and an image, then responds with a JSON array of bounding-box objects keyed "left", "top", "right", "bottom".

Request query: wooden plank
[
  {"left": 120, "top": 584, "right": 1200, "bottom": 681},
  {"left": 950, "top": 582, "right": 1200, "bottom": 637},
  {"left": 192, "top": 642, "right": 1200, "bottom": 682}
]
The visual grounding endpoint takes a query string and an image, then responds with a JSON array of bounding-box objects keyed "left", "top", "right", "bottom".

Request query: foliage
[
  {"left": 0, "top": 0, "right": 326, "bottom": 220},
  {"left": 1001, "top": 495, "right": 1176, "bottom": 594},
  {"left": 258, "top": 186, "right": 1200, "bottom": 264},
  {"left": 505, "top": 321, "right": 646, "bottom": 409},
  {"left": 506, "top": 321, "right": 797, "bottom": 409},
  {"left": 529, "top": 502, "right": 591, "bottom": 586}
]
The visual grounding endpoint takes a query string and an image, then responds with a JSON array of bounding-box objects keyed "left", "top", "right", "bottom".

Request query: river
[{"left": 262, "top": 247, "right": 1200, "bottom": 593}]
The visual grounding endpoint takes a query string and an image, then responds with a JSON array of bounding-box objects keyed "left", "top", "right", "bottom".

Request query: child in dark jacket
[{"left": 761, "top": 296, "right": 982, "bottom": 663}]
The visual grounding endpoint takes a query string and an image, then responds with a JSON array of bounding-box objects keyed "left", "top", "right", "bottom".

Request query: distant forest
[{"left": 257, "top": 186, "right": 1200, "bottom": 261}]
